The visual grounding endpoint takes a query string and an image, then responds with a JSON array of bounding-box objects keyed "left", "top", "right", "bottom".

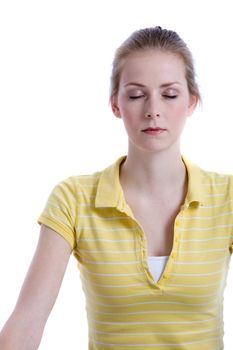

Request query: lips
[
  {"left": 141, "top": 126, "right": 167, "bottom": 136},
  {"left": 142, "top": 127, "right": 166, "bottom": 132}
]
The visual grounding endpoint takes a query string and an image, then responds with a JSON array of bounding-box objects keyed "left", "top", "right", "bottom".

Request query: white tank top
[{"left": 148, "top": 256, "right": 169, "bottom": 282}]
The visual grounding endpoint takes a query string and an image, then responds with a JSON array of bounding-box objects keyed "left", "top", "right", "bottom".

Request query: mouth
[
  {"left": 141, "top": 127, "right": 167, "bottom": 136},
  {"left": 142, "top": 127, "right": 166, "bottom": 132}
]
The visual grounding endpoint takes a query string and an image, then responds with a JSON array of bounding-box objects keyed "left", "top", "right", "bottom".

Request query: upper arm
[
  {"left": 0, "top": 225, "right": 72, "bottom": 348},
  {"left": 16, "top": 224, "right": 72, "bottom": 323}
]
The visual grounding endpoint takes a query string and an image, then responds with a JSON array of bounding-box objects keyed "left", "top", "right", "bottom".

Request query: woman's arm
[{"left": 0, "top": 224, "right": 72, "bottom": 350}]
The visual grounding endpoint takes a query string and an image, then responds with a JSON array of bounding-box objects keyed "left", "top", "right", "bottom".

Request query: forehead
[{"left": 119, "top": 50, "right": 186, "bottom": 85}]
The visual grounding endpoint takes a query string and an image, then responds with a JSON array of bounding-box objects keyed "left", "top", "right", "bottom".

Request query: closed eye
[
  {"left": 129, "top": 95, "right": 145, "bottom": 100},
  {"left": 163, "top": 95, "right": 178, "bottom": 99}
]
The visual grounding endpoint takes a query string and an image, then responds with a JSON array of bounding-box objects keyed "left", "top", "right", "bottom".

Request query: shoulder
[
  {"left": 199, "top": 166, "right": 233, "bottom": 188},
  {"left": 184, "top": 157, "right": 233, "bottom": 186},
  {"left": 57, "top": 156, "right": 126, "bottom": 195},
  {"left": 55, "top": 171, "right": 102, "bottom": 200},
  {"left": 183, "top": 157, "right": 233, "bottom": 207},
  {"left": 201, "top": 168, "right": 233, "bottom": 203}
]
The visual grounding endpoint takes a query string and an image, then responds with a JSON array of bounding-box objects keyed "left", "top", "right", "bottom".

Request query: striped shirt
[{"left": 38, "top": 156, "right": 233, "bottom": 349}]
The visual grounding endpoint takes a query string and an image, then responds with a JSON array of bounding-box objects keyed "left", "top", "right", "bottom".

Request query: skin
[
  {"left": 111, "top": 50, "right": 197, "bottom": 193},
  {"left": 111, "top": 49, "right": 198, "bottom": 256},
  {"left": 0, "top": 225, "right": 71, "bottom": 349},
  {"left": 111, "top": 49, "right": 197, "bottom": 157}
]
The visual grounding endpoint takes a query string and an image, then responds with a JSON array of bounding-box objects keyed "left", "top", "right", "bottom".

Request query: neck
[{"left": 120, "top": 147, "right": 187, "bottom": 196}]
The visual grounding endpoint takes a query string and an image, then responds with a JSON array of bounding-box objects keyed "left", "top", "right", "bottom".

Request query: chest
[
  {"left": 76, "top": 204, "right": 231, "bottom": 299},
  {"left": 127, "top": 198, "right": 182, "bottom": 256}
]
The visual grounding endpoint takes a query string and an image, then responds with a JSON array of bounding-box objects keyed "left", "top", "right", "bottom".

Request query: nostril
[{"left": 145, "top": 112, "right": 160, "bottom": 118}]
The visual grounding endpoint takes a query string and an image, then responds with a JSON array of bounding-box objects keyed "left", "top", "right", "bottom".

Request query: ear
[
  {"left": 187, "top": 94, "right": 198, "bottom": 117},
  {"left": 111, "top": 95, "right": 121, "bottom": 118}
]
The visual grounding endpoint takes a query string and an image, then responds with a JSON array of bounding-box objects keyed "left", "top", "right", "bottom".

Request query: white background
[{"left": 0, "top": 0, "right": 232, "bottom": 348}]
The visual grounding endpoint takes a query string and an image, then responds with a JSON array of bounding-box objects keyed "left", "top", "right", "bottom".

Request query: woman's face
[{"left": 111, "top": 50, "right": 197, "bottom": 154}]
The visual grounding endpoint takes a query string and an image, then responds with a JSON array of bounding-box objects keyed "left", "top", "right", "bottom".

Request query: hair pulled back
[{"left": 110, "top": 26, "right": 200, "bottom": 102}]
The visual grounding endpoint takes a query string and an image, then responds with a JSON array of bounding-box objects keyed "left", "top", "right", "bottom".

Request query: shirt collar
[
  {"left": 182, "top": 156, "right": 205, "bottom": 207},
  {"left": 95, "top": 156, "right": 127, "bottom": 210},
  {"left": 95, "top": 155, "right": 205, "bottom": 210}
]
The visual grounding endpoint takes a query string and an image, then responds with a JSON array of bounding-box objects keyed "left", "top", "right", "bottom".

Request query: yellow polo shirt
[{"left": 38, "top": 156, "right": 233, "bottom": 349}]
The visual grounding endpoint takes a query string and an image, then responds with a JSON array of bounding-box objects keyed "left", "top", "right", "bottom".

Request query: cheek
[
  {"left": 120, "top": 104, "right": 138, "bottom": 124},
  {"left": 120, "top": 109, "right": 139, "bottom": 135},
  {"left": 122, "top": 115, "right": 137, "bottom": 130},
  {"left": 169, "top": 103, "right": 189, "bottom": 122},
  {"left": 167, "top": 105, "right": 189, "bottom": 133}
]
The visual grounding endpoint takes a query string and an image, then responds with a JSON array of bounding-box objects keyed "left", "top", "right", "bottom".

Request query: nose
[{"left": 144, "top": 95, "right": 161, "bottom": 118}]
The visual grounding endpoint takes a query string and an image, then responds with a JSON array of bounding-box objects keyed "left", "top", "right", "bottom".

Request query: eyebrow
[{"left": 124, "top": 82, "right": 181, "bottom": 88}]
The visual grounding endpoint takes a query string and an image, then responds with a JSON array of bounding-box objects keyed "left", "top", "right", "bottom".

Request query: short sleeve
[{"left": 38, "top": 177, "right": 77, "bottom": 250}]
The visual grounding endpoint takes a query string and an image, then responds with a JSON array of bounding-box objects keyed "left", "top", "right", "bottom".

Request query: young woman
[{"left": 0, "top": 26, "right": 232, "bottom": 350}]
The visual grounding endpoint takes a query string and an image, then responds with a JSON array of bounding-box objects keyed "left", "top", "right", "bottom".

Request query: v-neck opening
[{"left": 138, "top": 213, "right": 182, "bottom": 290}]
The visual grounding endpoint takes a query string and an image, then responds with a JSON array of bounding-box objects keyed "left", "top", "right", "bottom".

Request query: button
[
  {"left": 171, "top": 253, "right": 176, "bottom": 259},
  {"left": 175, "top": 220, "right": 180, "bottom": 227},
  {"left": 163, "top": 274, "right": 168, "bottom": 279}
]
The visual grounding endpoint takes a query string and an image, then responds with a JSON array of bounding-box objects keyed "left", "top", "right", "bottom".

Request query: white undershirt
[{"left": 148, "top": 256, "right": 169, "bottom": 282}]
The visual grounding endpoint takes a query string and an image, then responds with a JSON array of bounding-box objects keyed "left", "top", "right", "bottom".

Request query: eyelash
[
  {"left": 129, "top": 95, "right": 144, "bottom": 100},
  {"left": 163, "top": 95, "right": 178, "bottom": 99},
  {"left": 129, "top": 95, "right": 178, "bottom": 100}
]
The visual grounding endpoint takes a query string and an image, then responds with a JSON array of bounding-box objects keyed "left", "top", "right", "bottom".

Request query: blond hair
[{"left": 110, "top": 26, "right": 200, "bottom": 102}]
